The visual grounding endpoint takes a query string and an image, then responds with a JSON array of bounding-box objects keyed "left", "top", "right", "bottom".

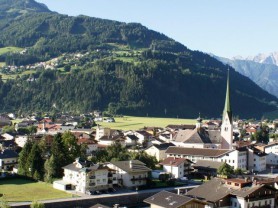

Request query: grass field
[
  {"left": 0, "top": 179, "right": 72, "bottom": 202},
  {"left": 0, "top": 47, "right": 23, "bottom": 55},
  {"left": 95, "top": 116, "right": 196, "bottom": 131}
]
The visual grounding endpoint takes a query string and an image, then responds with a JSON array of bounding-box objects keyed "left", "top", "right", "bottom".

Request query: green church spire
[{"left": 223, "top": 69, "right": 232, "bottom": 122}]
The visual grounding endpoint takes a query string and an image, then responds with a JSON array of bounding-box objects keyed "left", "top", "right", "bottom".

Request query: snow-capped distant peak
[{"left": 233, "top": 51, "right": 278, "bottom": 66}]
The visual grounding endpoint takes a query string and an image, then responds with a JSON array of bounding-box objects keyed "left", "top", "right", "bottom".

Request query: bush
[
  {"left": 158, "top": 173, "right": 170, "bottom": 182},
  {"left": 166, "top": 179, "right": 176, "bottom": 186}
]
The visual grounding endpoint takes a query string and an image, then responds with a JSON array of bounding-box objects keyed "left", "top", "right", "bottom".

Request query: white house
[
  {"left": 160, "top": 157, "right": 192, "bottom": 178},
  {"left": 247, "top": 146, "right": 267, "bottom": 172},
  {"left": 165, "top": 146, "right": 247, "bottom": 170},
  {"left": 107, "top": 160, "right": 151, "bottom": 188},
  {"left": 54, "top": 158, "right": 116, "bottom": 193},
  {"left": 134, "top": 131, "right": 153, "bottom": 144},
  {"left": 95, "top": 126, "right": 111, "bottom": 141},
  {"left": 124, "top": 135, "right": 139, "bottom": 147},
  {"left": 0, "top": 149, "right": 18, "bottom": 171},
  {"left": 256, "top": 142, "right": 278, "bottom": 168}
]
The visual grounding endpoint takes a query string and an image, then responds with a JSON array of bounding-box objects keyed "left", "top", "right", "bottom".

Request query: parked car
[{"left": 108, "top": 188, "right": 116, "bottom": 193}]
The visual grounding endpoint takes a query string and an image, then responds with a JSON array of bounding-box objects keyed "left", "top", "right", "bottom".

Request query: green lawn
[
  {"left": 0, "top": 179, "right": 72, "bottom": 202},
  {"left": 0, "top": 47, "right": 23, "bottom": 55},
  {"left": 95, "top": 116, "right": 196, "bottom": 131}
]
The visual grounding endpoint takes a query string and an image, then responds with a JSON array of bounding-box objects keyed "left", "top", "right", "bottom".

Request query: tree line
[
  {"left": 18, "top": 132, "right": 86, "bottom": 182},
  {"left": 17, "top": 132, "right": 157, "bottom": 182}
]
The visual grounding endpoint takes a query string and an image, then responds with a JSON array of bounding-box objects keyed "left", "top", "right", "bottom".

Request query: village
[{"left": 1, "top": 74, "right": 278, "bottom": 208}]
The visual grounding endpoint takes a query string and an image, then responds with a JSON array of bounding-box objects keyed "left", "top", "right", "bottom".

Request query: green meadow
[
  {"left": 0, "top": 178, "right": 72, "bottom": 202},
  {"left": 95, "top": 116, "right": 196, "bottom": 130}
]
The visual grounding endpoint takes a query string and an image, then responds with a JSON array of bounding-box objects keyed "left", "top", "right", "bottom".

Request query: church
[
  {"left": 172, "top": 71, "right": 234, "bottom": 150},
  {"left": 166, "top": 71, "right": 250, "bottom": 171}
]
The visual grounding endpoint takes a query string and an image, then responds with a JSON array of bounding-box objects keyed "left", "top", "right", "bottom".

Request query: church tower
[
  {"left": 221, "top": 70, "right": 233, "bottom": 149},
  {"left": 196, "top": 113, "right": 202, "bottom": 129}
]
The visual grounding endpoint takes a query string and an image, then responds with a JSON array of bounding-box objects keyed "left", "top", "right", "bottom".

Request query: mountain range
[
  {"left": 233, "top": 52, "right": 278, "bottom": 66},
  {"left": 214, "top": 53, "right": 278, "bottom": 98},
  {"left": 0, "top": 0, "right": 277, "bottom": 119}
]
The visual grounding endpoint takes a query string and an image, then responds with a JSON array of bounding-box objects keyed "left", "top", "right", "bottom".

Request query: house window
[{"left": 234, "top": 202, "right": 237, "bottom": 207}]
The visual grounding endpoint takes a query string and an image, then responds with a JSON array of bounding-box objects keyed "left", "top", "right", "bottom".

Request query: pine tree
[
  {"left": 18, "top": 139, "right": 33, "bottom": 176},
  {"left": 50, "top": 133, "right": 69, "bottom": 178},
  {"left": 28, "top": 143, "right": 44, "bottom": 180},
  {"left": 44, "top": 155, "right": 56, "bottom": 183}
]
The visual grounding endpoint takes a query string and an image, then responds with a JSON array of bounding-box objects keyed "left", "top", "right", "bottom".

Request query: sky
[{"left": 36, "top": 0, "right": 278, "bottom": 58}]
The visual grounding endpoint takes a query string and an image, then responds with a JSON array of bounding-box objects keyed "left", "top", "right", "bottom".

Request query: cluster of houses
[
  {"left": 144, "top": 175, "right": 278, "bottom": 208},
  {"left": 0, "top": 50, "right": 95, "bottom": 80},
  {"left": 1, "top": 74, "right": 278, "bottom": 207}
]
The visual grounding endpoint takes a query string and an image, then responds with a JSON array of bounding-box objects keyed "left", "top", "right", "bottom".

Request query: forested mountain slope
[{"left": 0, "top": 0, "right": 277, "bottom": 119}]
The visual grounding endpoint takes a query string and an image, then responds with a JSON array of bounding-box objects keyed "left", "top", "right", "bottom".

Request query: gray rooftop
[
  {"left": 144, "top": 191, "right": 194, "bottom": 208},
  {"left": 110, "top": 160, "right": 151, "bottom": 173},
  {"left": 193, "top": 160, "right": 224, "bottom": 170},
  {"left": 166, "top": 147, "right": 231, "bottom": 158},
  {"left": 186, "top": 178, "right": 274, "bottom": 202},
  {"left": 0, "top": 149, "right": 18, "bottom": 159},
  {"left": 173, "top": 128, "right": 222, "bottom": 144}
]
